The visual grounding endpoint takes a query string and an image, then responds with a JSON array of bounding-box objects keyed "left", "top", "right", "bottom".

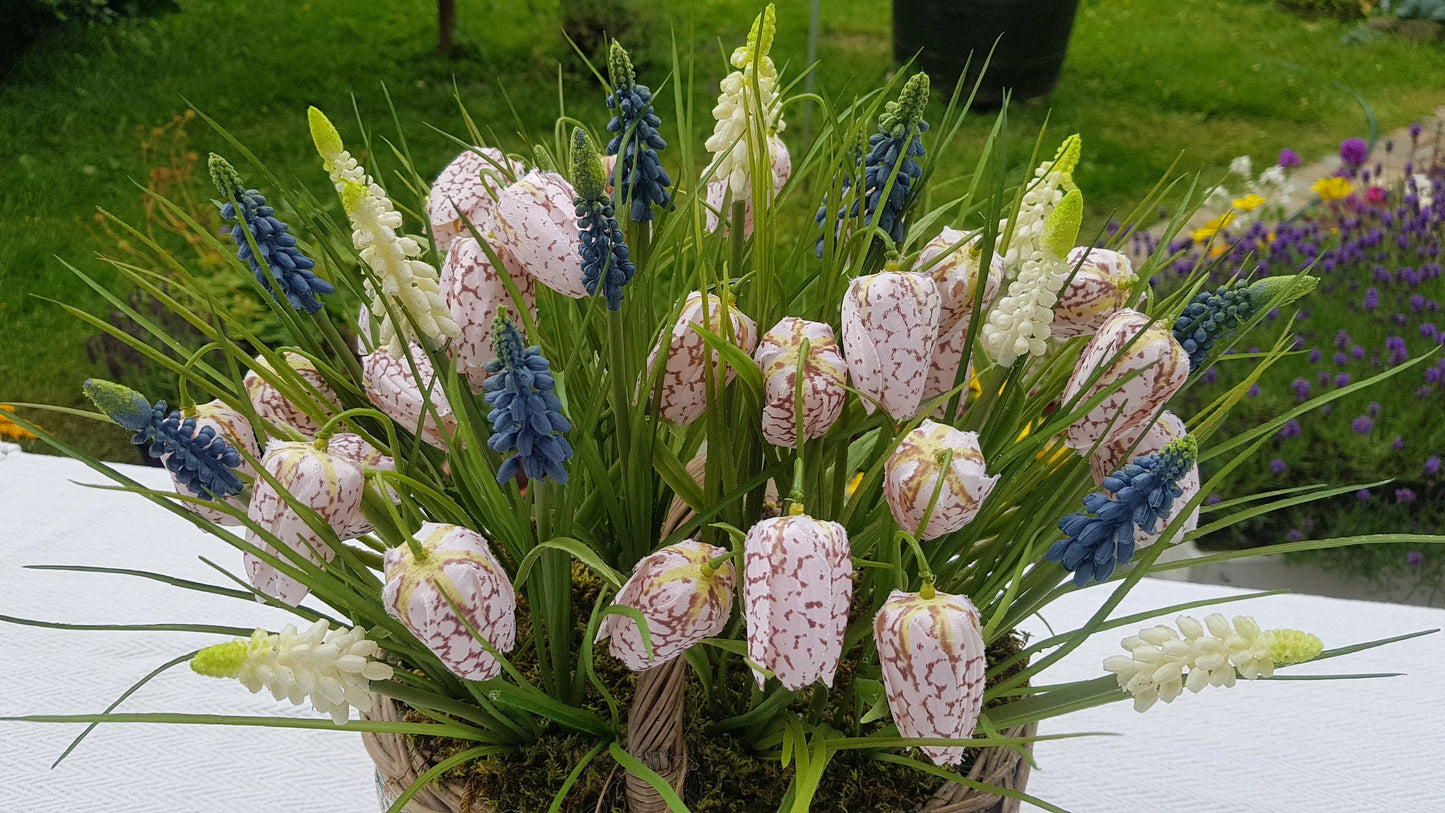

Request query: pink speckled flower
[
  {"left": 885, "top": 421, "right": 997, "bottom": 540},
  {"left": 166, "top": 399, "right": 259, "bottom": 526},
  {"left": 492, "top": 169, "right": 589, "bottom": 299},
  {"left": 874, "top": 588, "right": 986, "bottom": 766},
  {"left": 743, "top": 514, "right": 851, "bottom": 690},
  {"left": 841, "top": 272, "right": 941, "bottom": 420},
  {"left": 326, "top": 432, "right": 397, "bottom": 540},
  {"left": 244, "top": 441, "right": 366, "bottom": 606},
  {"left": 921, "top": 322, "right": 970, "bottom": 417},
  {"left": 1052, "top": 247, "right": 1136, "bottom": 339},
  {"left": 646, "top": 292, "right": 759, "bottom": 425},
  {"left": 243, "top": 351, "right": 340, "bottom": 437},
  {"left": 441, "top": 234, "right": 536, "bottom": 391},
  {"left": 362, "top": 344, "right": 457, "bottom": 450},
  {"left": 916, "top": 227, "right": 1003, "bottom": 334},
  {"left": 1061, "top": 308, "right": 1189, "bottom": 453},
  {"left": 596, "top": 540, "right": 736, "bottom": 671},
  {"left": 428, "top": 147, "right": 525, "bottom": 256},
  {"left": 383, "top": 523, "right": 516, "bottom": 680},
  {"left": 755, "top": 317, "right": 848, "bottom": 447},
  {"left": 1088, "top": 411, "right": 1200, "bottom": 548},
  {"left": 704, "top": 134, "right": 791, "bottom": 238}
]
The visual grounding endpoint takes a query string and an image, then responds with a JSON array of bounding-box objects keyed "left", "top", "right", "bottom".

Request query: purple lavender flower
[
  {"left": 1339, "top": 138, "right": 1367, "bottom": 168},
  {"left": 1395, "top": 487, "right": 1417, "bottom": 504},
  {"left": 1351, "top": 415, "right": 1372, "bottom": 434},
  {"left": 1201, "top": 368, "right": 1217, "bottom": 385},
  {"left": 1276, "top": 419, "right": 1302, "bottom": 440},
  {"left": 1334, "top": 329, "right": 1351, "bottom": 349},
  {"left": 1308, "top": 348, "right": 1322, "bottom": 363},
  {"left": 1363, "top": 287, "right": 1379, "bottom": 311},
  {"left": 1205, "top": 493, "right": 1222, "bottom": 506},
  {"left": 1417, "top": 385, "right": 1434, "bottom": 399},
  {"left": 1407, "top": 550, "right": 1425, "bottom": 567},
  {"left": 1333, "top": 351, "right": 1348, "bottom": 366},
  {"left": 1410, "top": 122, "right": 1423, "bottom": 141},
  {"left": 1392, "top": 435, "right": 1405, "bottom": 451},
  {"left": 1425, "top": 455, "right": 1441, "bottom": 477},
  {"left": 1270, "top": 458, "right": 1287, "bottom": 475},
  {"left": 1292, "top": 377, "right": 1311, "bottom": 401},
  {"left": 1368, "top": 402, "right": 1382, "bottom": 417},
  {"left": 1247, "top": 383, "right": 1260, "bottom": 398},
  {"left": 1285, "top": 529, "right": 1304, "bottom": 543},
  {"left": 1386, "top": 336, "right": 1409, "bottom": 365},
  {"left": 1351, "top": 344, "right": 1365, "bottom": 360},
  {"left": 1335, "top": 373, "right": 1352, "bottom": 388},
  {"left": 1356, "top": 488, "right": 1371, "bottom": 501},
  {"left": 1279, "top": 148, "right": 1301, "bottom": 168}
]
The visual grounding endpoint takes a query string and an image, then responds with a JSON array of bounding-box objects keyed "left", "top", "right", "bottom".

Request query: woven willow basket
[{"left": 363, "top": 457, "right": 1036, "bottom": 812}]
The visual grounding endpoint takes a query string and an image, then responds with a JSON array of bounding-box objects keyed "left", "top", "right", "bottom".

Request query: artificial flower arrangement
[{"left": 4, "top": 6, "right": 1438, "bottom": 812}]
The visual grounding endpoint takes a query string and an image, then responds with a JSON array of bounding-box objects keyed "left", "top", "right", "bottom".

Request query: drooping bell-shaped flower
[
  {"left": 492, "top": 169, "right": 591, "bottom": 299},
  {"left": 363, "top": 344, "right": 458, "bottom": 451},
  {"left": 917, "top": 227, "right": 1003, "bottom": 334},
  {"left": 483, "top": 313, "right": 573, "bottom": 484},
  {"left": 1052, "top": 246, "right": 1136, "bottom": 339},
  {"left": 191, "top": 620, "right": 393, "bottom": 725},
  {"left": 885, "top": 421, "right": 997, "bottom": 540},
  {"left": 646, "top": 291, "right": 759, "bottom": 425},
  {"left": 705, "top": 133, "right": 790, "bottom": 238},
  {"left": 244, "top": 441, "right": 366, "bottom": 606},
  {"left": 84, "top": 380, "right": 246, "bottom": 503},
  {"left": 1089, "top": 410, "right": 1200, "bottom": 548},
  {"left": 920, "top": 322, "right": 969, "bottom": 417},
  {"left": 1060, "top": 308, "right": 1190, "bottom": 453},
  {"left": 743, "top": 513, "right": 851, "bottom": 690},
  {"left": 605, "top": 41, "right": 674, "bottom": 223},
  {"left": 981, "top": 187, "right": 1084, "bottom": 365},
  {"left": 382, "top": 522, "right": 517, "bottom": 681},
  {"left": 597, "top": 539, "right": 736, "bottom": 671},
  {"left": 874, "top": 588, "right": 986, "bottom": 766},
  {"left": 326, "top": 432, "right": 398, "bottom": 540},
  {"left": 841, "top": 271, "right": 941, "bottom": 420},
  {"left": 1171, "top": 275, "right": 1317, "bottom": 371},
  {"left": 704, "top": 4, "right": 786, "bottom": 202},
  {"left": 428, "top": 146, "right": 525, "bottom": 256},
  {"left": 442, "top": 234, "right": 536, "bottom": 391},
  {"left": 166, "top": 399, "right": 259, "bottom": 526},
  {"left": 210, "top": 154, "right": 333, "bottom": 315},
  {"left": 755, "top": 317, "right": 848, "bottom": 447},
  {"left": 243, "top": 351, "right": 341, "bottom": 437},
  {"left": 573, "top": 128, "right": 637, "bottom": 310}
]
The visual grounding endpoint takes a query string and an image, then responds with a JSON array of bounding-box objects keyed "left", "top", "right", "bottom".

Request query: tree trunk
[{"left": 437, "top": 0, "right": 455, "bottom": 58}]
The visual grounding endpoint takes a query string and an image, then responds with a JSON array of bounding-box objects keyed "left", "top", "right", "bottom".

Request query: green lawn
[{"left": 1, "top": 0, "right": 1442, "bottom": 461}]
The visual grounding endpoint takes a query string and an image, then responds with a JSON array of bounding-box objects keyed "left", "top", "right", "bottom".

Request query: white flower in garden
[
  {"left": 920, "top": 322, "right": 969, "bottom": 418},
  {"left": 191, "top": 620, "right": 393, "bottom": 725},
  {"left": 165, "top": 399, "right": 258, "bottom": 526},
  {"left": 309, "top": 107, "right": 459, "bottom": 355},
  {"left": 1258, "top": 164, "right": 1287, "bottom": 190},
  {"left": 491, "top": 169, "right": 591, "bottom": 299},
  {"left": 1228, "top": 155, "right": 1253, "bottom": 180},
  {"left": 884, "top": 420, "right": 997, "bottom": 540},
  {"left": 704, "top": 4, "right": 786, "bottom": 201},
  {"left": 1060, "top": 307, "right": 1189, "bottom": 453},
  {"left": 326, "top": 432, "right": 398, "bottom": 540},
  {"left": 916, "top": 226, "right": 1003, "bottom": 334},
  {"left": 996, "top": 134, "right": 1080, "bottom": 276},
  {"left": 755, "top": 317, "right": 848, "bottom": 447},
  {"left": 243, "top": 351, "right": 340, "bottom": 437},
  {"left": 1103, "top": 614, "right": 1321, "bottom": 712},
  {"left": 1412, "top": 173, "right": 1435, "bottom": 212},
  {"left": 646, "top": 291, "right": 759, "bottom": 425},
  {"left": 442, "top": 234, "right": 537, "bottom": 392},
  {"left": 841, "top": 271, "right": 941, "bottom": 420},
  {"left": 873, "top": 588, "right": 986, "bottom": 766},
  {"left": 1088, "top": 410, "right": 1200, "bottom": 548},
  {"left": 382, "top": 523, "right": 517, "bottom": 681},
  {"left": 982, "top": 187, "right": 1084, "bottom": 365},
  {"left": 243, "top": 440, "right": 366, "bottom": 606},
  {"left": 597, "top": 540, "right": 736, "bottom": 671},
  {"left": 1051, "top": 246, "right": 1136, "bottom": 339},
  {"left": 705, "top": 134, "right": 791, "bottom": 237},
  {"left": 743, "top": 513, "right": 851, "bottom": 690},
  {"left": 363, "top": 344, "right": 458, "bottom": 450},
  {"left": 428, "top": 147, "right": 525, "bottom": 256}
]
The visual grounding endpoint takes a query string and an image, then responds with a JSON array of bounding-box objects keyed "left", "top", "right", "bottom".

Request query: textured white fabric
[{"left": 2, "top": 449, "right": 1443, "bottom": 812}]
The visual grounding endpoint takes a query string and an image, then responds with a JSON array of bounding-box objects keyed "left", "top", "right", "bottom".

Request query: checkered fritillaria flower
[
  {"left": 743, "top": 513, "right": 851, "bottom": 690},
  {"left": 1052, "top": 246, "right": 1136, "bottom": 339},
  {"left": 428, "top": 146, "right": 525, "bottom": 256},
  {"left": 483, "top": 313, "right": 573, "bottom": 484},
  {"left": 840, "top": 270, "right": 941, "bottom": 420},
  {"left": 492, "top": 168, "right": 591, "bottom": 299},
  {"left": 363, "top": 344, "right": 458, "bottom": 451},
  {"left": 754, "top": 317, "right": 848, "bottom": 447},
  {"left": 1061, "top": 308, "right": 1189, "bottom": 453},
  {"left": 442, "top": 234, "right": 537, "bottom": 392},
  {"left": 243, "top": 351, "right": 341, "bottom": 437},
  {"left": 596, "top": 539, "right": 736, "bottom": 671},
  {"left": 647, "top": 291, "right": 759, "bottom": 425},
  {"left": 605, "top": 41, "right": 673, "bottom": 223},
  {"left": 382, "top": 522, "right": 517, "bottom": 681},
  {"left": 884, "top": 420, "right": 997, "bottom": 541},
  {"left": 917, "top": 226, "right": 1003, "bottom": 335},
  {"left": 873, "top": 588, "right": 986, "bottom": 766}
]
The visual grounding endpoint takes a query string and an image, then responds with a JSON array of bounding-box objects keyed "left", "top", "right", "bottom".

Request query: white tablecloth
[{"left": 3, "top": 447, "right": 1442, "bottom": 812}]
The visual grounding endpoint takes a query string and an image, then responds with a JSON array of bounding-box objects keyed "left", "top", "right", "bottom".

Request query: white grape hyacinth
[
  {"left": 703, "top": 4, "right": 785, "bottom": 202},
  {"left": 997, "top": 134, "right": 1081, "bottom": 277},
  {"left": 982, "top": 187, "right": 1083, "bottom": 366},
  {"left": 192, "top": 620, "right": 394, "bottom": 725}
]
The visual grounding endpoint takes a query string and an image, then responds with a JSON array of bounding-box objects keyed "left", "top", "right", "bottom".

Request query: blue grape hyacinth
[
  {"left": 573, "top": 128, "right": 637, "bottom": 310},
  {"left": 210, "top": 154, "right": 333, "bottom": 315},
  {"left": 1046, "top": 436, "right": 1198, "bottom": 587},
  {"left": 83, "top": 379, "right": 244, "bottom": 500},
  {"left": 605, "top": 41, "right": 673, "bottom": 223},
  {"left": 483, "top": 313, "right": 573, "bottom": 484},
  {"left": 1172, "top": 275, "right": 1317, "bottom": 371}
]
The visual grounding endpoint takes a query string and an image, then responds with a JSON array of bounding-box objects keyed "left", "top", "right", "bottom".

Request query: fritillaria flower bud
[
  {"left": 917, "top": 227, "right": 1003, "bottom": 334},
  {"left": 1052, "top": 246, "right": 1135, "bottom": 339},
  {"left": 1061, "top": 308, "right": 1189, "bottom": 453},
  {"left": 326, "top": 432, "right": 397, "bottom": 540},
  {"left": 382, "top": 523, "right": 517, "bottom": 681},
  {"left": 885, "top": 421, "right": 997, "bottom": 540},
  {"left": 647, "top": 291, "right": 759, "bottom": 425},
  {"left": 596, "top": 540, "right": 736, "bottom": 671},
  {"left": 363, "top": 344, "right": 458, "bottom": 450},
  {"left": 873, "top": 588, "right": 986, "bottom": 766},
  {"left": 841, "top": 271, "right": 941, "bottom": 420},
  {"left": 244, "top": 441, "right": 365, "bottom": 606},
  {"left": 920, "top": 323, "right": 970, "bottom": 417},
  {"left": 441, "top": 234, "right": 536, "bottom": 391},
  {"left": 1088, "top": 411, "right": 1200, "bottom": 548},
  {"left": 492, "top": 169, "right": 591, "bottom": 299},
  {"left": 243, "top": 351, "right": 340, "bottom": 436},
  {"left": 428, "top": 147, "right": 524, "bottom": 256},
  {"left": 743, "top": 513, "right": 851, "bottom": 690},
  {"left": 755, "top": 317, "right": 848, "bottom": 447}
]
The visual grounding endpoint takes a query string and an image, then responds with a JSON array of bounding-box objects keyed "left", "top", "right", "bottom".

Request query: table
[{"left": 3, "top": 446, "right": 1442, "bottom": 812}]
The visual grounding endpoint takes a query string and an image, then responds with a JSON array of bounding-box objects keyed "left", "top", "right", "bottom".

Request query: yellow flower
[
  {"left": 0, "top": 406, "right": 37, "bottom": 441},
  {"left": 1311, "top": 176, "right": 1354, "bottom": 202},
  {"left": 1189, "top": 211, "right": 1235, "bottom": 243},
  {"left": 1231, "top": 194, "right": 1266, "bottom": 212}
]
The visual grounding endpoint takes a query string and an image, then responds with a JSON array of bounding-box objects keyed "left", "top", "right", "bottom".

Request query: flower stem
[{"left": 176, "top": 341, "right": 222, "bottom": 414}]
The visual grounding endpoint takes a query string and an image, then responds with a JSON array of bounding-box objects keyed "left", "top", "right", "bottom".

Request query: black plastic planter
[{"left": 893, "top": 0, "right": 1080, "bottom": 106}]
